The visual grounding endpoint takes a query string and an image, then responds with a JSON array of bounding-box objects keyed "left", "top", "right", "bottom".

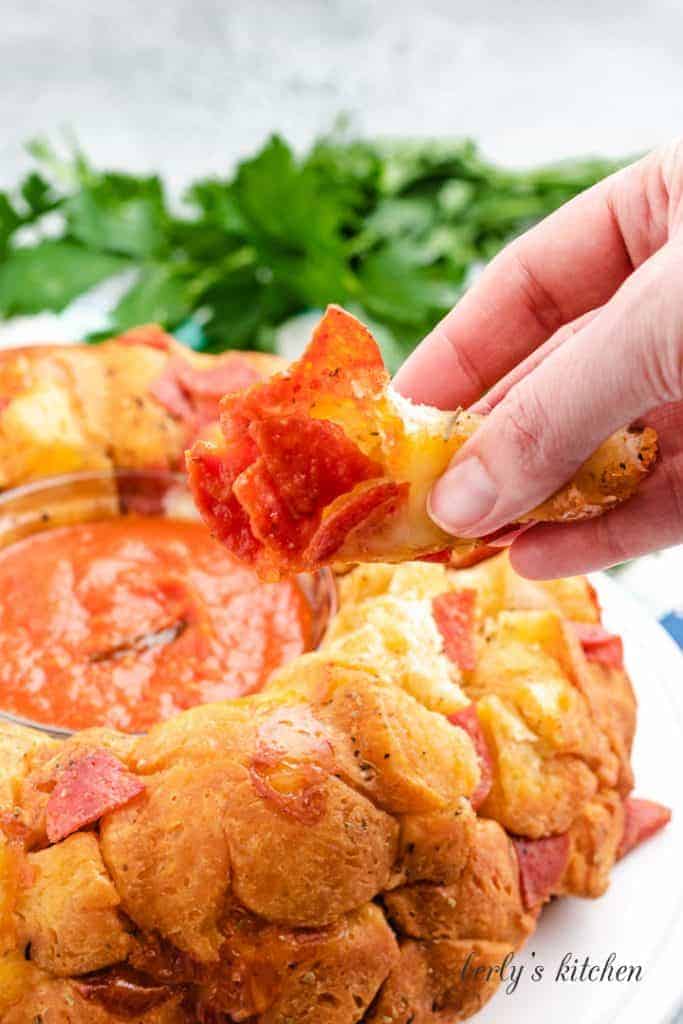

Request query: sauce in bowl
[{"left": 0, "top": 516, "right": 314, "bottom": 733}]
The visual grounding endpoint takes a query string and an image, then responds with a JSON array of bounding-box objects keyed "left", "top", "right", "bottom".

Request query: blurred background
[
  {"left": 0, "top": 0, "right": 681, "bottom": 635},
  {"left": 2, "top": 0, "right": 683, "bottom": 185}
]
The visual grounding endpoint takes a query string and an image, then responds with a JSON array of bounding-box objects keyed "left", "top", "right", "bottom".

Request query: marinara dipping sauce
[{"left": 0, "top": 516, "right": 314, "bottom": 733}]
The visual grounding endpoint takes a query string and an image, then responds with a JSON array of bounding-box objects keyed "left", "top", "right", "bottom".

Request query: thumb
[{"left": 429, "top": 239, "right": 683, "bottom": 538}]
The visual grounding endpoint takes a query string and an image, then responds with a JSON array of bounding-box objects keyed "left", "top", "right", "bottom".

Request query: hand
[{"left": 394, "top": 139, "right": 683, "bottom": 579}]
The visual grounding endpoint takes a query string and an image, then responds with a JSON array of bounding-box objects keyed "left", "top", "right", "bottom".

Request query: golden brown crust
[
  {"left": 16, "top": 833, "right": 132, "bottom": 977},
  {"left": 317, "top": 555, "right": 638, "bottom": 893},
  {"left": 384, "top": 818, "right": 535, "bottom": 945},
  {"left": 0, "top": 668, "right": 495, "bottom": 1022},
  {"left": 0, "top": 555, "right": 652, "bottom": 1022},
  {"left": 396, "top": 803, "right": 475, "bottom": 886},
  {"left": 0, "top": 721, "right": 58, "bottom": 810},
  {"left": 447, "top": 414, "right": 658, "bottom": 528},
  {"left": 561, "top": 791, "right": 626, "bottom": 899},
  {"left": 0, "top": 333, "right": 284, "bottom": 490},
  {"left": 100, "top": 762, "right": 233, "bottom": 962},
  {"left": 224, "top": 768, "right": 399, "bottom": 927},
  {"left": 365, "top": 938, "right": 514, "bottom": 1024},
  {"left": 525, "top": 423, "right": 659, "bottom": 522},
  {"left": 257, "top": 904, "right": 399, "bottom": 1024}
]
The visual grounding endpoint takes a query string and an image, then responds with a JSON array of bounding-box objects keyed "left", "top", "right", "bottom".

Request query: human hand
[{"left": 394, "top": 140, "right": 683, "bottom": 578}]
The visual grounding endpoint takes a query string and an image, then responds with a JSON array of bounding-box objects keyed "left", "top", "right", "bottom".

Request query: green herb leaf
[
  {"left": 0, "top": 194, "right": 21, "bottom": 256},
  {"left": 358, "top": 241, "right": 461, "bottom": 329},
  {"left": 0, "top": 131, "right": 626, "bottom": 363},
  {"left": 0, "top": 241, "right": 127, "bottom": 316},
  {"left": 64, "top": 174, "right": 168, "bottom": 258},
  {"left": 109, "top": 264, "right": 197, "bottom": 331}
]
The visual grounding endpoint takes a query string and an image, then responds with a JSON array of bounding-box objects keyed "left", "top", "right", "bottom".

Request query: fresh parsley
[{"left": 0, "top": 133, "right": 624, "bottom": 371}]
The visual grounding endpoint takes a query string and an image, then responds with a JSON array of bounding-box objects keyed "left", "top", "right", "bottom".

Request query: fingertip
[
  {"left": 391, "top": 351, "right": 426, "bottom": 402},
  {"left": 392, "top": 348, "right": 457, "bottom": 409},
  {"left": 508, "top": 520, "right": 607, "bottom": 579},
  {"left": 507, "top": 525, "right": 568, "bottom": 579},
  {"left": 392, "top": 324, "right": 485, "bottom": 410}
]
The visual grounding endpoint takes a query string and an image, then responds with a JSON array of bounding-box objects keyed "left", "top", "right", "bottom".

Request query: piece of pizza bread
[
  {"left": 0, "top": 327, "right": 282, "bottom": 489},
  {"left": 187, "top": 305, "right": 658, "bottom": 580},
  {"left": 0, "top": 558, "right": 670, "bottom": 1023},
  {"left": 317, "top": 555, "right": 664, "bottom": 900},
  {"left": 0, "top": 683, "right": 498, "bottom": 1023}
]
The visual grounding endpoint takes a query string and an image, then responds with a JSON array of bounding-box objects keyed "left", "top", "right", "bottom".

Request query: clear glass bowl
[{"left": 0, "top": 469, "right": 337, "bottom": 738}]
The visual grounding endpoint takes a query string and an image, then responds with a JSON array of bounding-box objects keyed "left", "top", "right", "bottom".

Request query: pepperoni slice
[
  {"left": 77, "top": 967, "right": 176, "bottom": 1017},
  {"left": 250, "top": 416, "right": 383, "bottom": 519},
  {"left": 186, "top": 308, "right": 397, "bottom": 577},
  {"left": 149, "top": 365, "right": 191, "bottom": 421},
  {"left": 186, "top": 439, "right": 260, "bottom": 562},
  {"left": 512, "top": 833, "right": 571, "bottom": 910},
  {"left": 174, "top": 355, "right": 260, "bottom": 399},
  {"left": 249, "top": 707, "right": 335, "bottom": 825},
  {"left": 151, "top": 354, "right": 261, "bottom": 434},
  {"left": 432, "top": 589, "right": 477, "bottom": 671},
  {"left": 618, "top": 797, "right": 671, "bottom": 859},
  {"left": 230, "top": 305, "right": 387, "bottom": 426},
  {"left": 46, "top": 750, "right": 145, "bottom": 844},
  {"left": 233, "top": 460, "right": 311, "bottom": 557},
  {"left": 297, "top": 303, "right": 388, "bottom": 395},
  {"left": 572, "top": 622, "right": 624, "bottom": 669},
  {"left": 448, "top": 704, "right": 493, "bottom": 809},
  {"left": 305, "top": 480, "right": 407, "bottom": 565}
]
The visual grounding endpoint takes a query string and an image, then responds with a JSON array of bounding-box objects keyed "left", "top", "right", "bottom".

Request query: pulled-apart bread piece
[
  {"left": 0, "top": 556, "right": 670, "bottom": 1024},
  {"left": 0, "top": 326, "right": 282, "bottom": 489},
  {"left": 187, "top": 305, "right": 658, "bottom": 579},
  {"left": 319, "top": 554, "right": 669, "bottom": 897},
  {"left": 0, "top": 677, "right": 483, "bottom": 1023}
]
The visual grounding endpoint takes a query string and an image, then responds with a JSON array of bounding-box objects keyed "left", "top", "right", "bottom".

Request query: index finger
[{"left": 393, "top": 148, "right": 665, "bottom": 410}]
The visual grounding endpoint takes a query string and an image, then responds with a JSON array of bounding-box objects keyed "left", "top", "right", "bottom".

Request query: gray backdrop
[{"left": 2, "top": 0, "right": 683, "bottom": 189}]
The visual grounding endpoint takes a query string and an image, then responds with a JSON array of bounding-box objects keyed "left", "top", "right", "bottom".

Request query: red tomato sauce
[{"left": 0, "top": 517, "right": 313, "bottom": 733}]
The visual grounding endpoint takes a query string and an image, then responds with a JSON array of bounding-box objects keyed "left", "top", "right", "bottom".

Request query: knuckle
[
  {"left": 438, "top": 325, "right": 486, "bottom": 399},
  {"left": 658, "top": 137, "right": 683, "bottom": 234},
  {"left": 609, "top": 155, "right": 669, "bottom": 266},
  {"left": 639, "top": 317, "right": 683, "bottom": 405},
  {"left": 659, "top": 136, "right": 683, "bottom": 186},
  {"left": 499, "top": 382, "right": 569, "bottom": 477},
  {"left": 510, "top": 249, "right": 566, "bottom": 337},
  {"left": 610, "top": 147, "right": 673, "bottom": 264},
  {"left": 624, "top": 244, "right": 683, "bottom": 406},
  {"left": 662, "top": 455, "right": 683, "bottom": 525}
]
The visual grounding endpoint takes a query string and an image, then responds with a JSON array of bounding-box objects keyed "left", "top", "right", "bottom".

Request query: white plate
[{"left": 473, "top": 573, "right": 683, "bottom": 1024}]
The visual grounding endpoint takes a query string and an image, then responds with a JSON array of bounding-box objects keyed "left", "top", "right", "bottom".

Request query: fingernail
[{"left": 429, "top": 457, "right": 498, "bottom": 536}]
